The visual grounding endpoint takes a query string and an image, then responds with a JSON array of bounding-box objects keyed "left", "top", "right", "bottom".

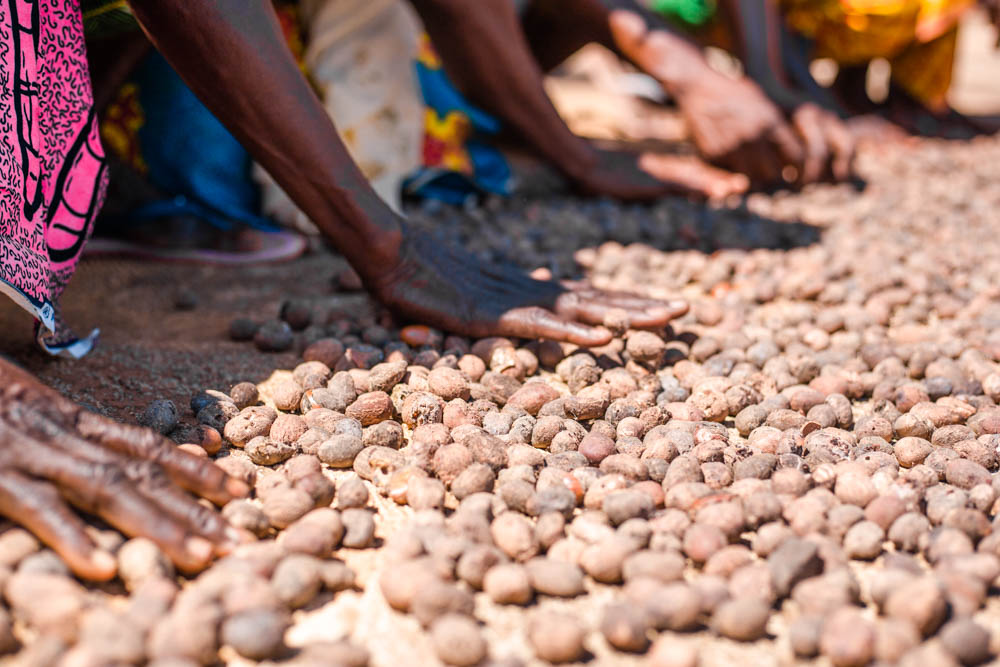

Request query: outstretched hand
[
  {"left": 572, "top": 147, "right": 749, "bottom": 201},
  {"left": 365, "top": 228, "right": 688, "bottom": 346},
  {"left": 608, "top": 10, "right": 855, "bottom": 187},
  {"left": 0, "top": 359, "right": 248, "bottom": 580}
]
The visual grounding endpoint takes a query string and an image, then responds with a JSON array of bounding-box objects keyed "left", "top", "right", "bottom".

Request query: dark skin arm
[
  {"left": 0, "top": 357, "right": 249, "bottom": 580},
  {"left": 124, "top": 0, "right": 688, "bottom": 345},
  {"left": 520, "top": 0, "right": 853, "bottom": 185},
  {"left": 407, "top": 0, "right": 746, "bottom": 200},
  {"left": 2, "top": 0, "right": 689, "bottom": 579},
  {"left": 712, "top": 0, "right": 854, "bottom": 181}
]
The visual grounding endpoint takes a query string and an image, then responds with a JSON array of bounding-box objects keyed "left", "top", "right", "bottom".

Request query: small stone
[
  {"left": 525, "top": 558, "right": 585, "bottom": 597},
  {"left": 430, "top": 614, "right": 486, "bottom": 667},
  {"left": 269, "top": 413, "right": 307, "bottom": 445},
  {"left": 484, "top": 564, "right": 533, "bottom": 605},
  {"left": 819, "top": 607, "right": 875, "bottom": 667},
  {"left": 229, "top": 382, "right": 259, "bottom": 409},
  {"left": 304, "top": 338, "right": 345, "bottom": 368},
  {"left": 317, "top": 434, "right": 364, "bottom": 468},
  {"left": 875, "top": 618, "right": 921, "bottom": 663},
  {"left": 939, "top": 618, "right": 992, "bottom": 665},
  {"left": 271, "top": 377, "right": 303, "bottom": 412},
  {"left": 884, "top": 577, "right": 947, "bottom": 636},
  {"left": 768, "top": 538, "right": 823, "bottom": 597},
  {"left": 340, "top": 509, "right": 375, "bottom": 548},
  {"left": 433, "top": 444, "right": 474, "bottom": 486},
  {"left": 336, "top": 475, "right": 369, "bottom": 509},
  {"left": 889, "top": 512, "right": 931, "bottom": 552},
  {"left": 412, "top": 580, "right": 475, "bottom": 628},
  {"left": 711, "top": 597, "right": 770, "bottom": 641},
  {"left": 789, "top": 615, "right": 823, "bottom": 658},
  {"left": 254, "top": 321, "right": 294, "bottom": 352},
  {"left": 647, "top": 636, "right": 698, "bottom": 667},
  {"left": 220, "top": 609, "right": 289, "bottom": 660},
  {"left": 843, "top": 520, "right": 885, "bottom": 560},
  {"left": 683, "top": 523, "right": 727, "bottom": 564},
  {"left": 945, "top": 459, "right": 992, "bottom": 490},
  {"left": 345, "top": 391, "right": 393, "bottom": 426},
  {"left": 579, "top": 432, "right": 616, "bottom": 464},
  {"left": 451, "top": 463, "right": 495, "bottom": 500},
  {"left": 262, "top": 486, "right": 315, "bottom": 529},
  {"left": 491, "top": 513, "right": 538, "bottom": 561},
  {"left": 603, "top": 490, "right": 654, "bottom": 525},
  {"left": 247, "top": 436, "right": 295, "bottom": 466},
  {"left": 271, "top": 554, "right": 322, "bottom": 608},
  {"left": 529, "top": 612, "right": 586, "bottom": 663},
  {"left": 222, "top": 500, "right": 270, "bottom": 537},
  {"left": 140, "top": 400, "right": 179, "bottom": 435},
  {"left": 117, "top": 538, "right": 173, "bottom": 592},
  {"left": 229, "top": 318, "right": 259, "bottom": 341},
  {"left": 600, "top": 603, "right": 650, "bottom": 653},
  {"left": 279, "top": 508, "right": 343, "bottom": 556}
]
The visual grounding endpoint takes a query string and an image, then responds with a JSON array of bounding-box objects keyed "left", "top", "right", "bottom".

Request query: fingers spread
[
  {"left": 75, "top": 412, "right": 248, "bottom": 505},
  {"left": 558, "top": 291, "right": 687, "bottom": 329},
  {"left": 497, "top": 307, "right": 612, "bottom": 347},
  {"left": 637, "top": 154, "right": 749, "bottom": 199},
  {"left": 0, "top": 470, "right": 115, "bottom": 581}
]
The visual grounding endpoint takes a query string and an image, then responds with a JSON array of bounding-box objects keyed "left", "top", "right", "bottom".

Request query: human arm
[
  {"left": 406, "top": 0, "right": 746, "bottom": 200},
  {"left": 125, "top": 0, "right": 687, "bottom": 343}
]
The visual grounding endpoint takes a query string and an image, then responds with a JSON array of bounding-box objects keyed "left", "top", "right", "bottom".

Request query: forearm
[
  {"left": 596, "top": 0, "right": 721, "bottom": 95},
  {"left": 718, "top": 0, "right": 826, "bottom": 111},
  {"left": 406, "top": 0, "right": 595, "bottom": 180},
  {"left": 125, "top": 0, "right": 403, "bottom": 276}
]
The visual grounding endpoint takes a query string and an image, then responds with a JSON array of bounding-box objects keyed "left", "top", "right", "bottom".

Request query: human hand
[
  {"left": 571, "top": 147, "right": 748, "bottom": 201},
  {"left": 0, "top": 359, "right": 248, "bottom": 580},
  {"left": 607, "top": 9, "right": 805, "bottom": 186},
  {"left": 364, "top": 227, "right": 688, "bottom": 346},
  {"left": 674, "top": 71, "right": 808, "bottom": 186}
]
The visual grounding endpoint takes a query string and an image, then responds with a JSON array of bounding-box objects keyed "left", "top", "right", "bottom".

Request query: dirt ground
[{"left": 4, "top": 11, "right": 1000, "bottom": 667}]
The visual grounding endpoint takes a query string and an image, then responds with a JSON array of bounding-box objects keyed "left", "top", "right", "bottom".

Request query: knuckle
[
  {"left": 90, "top": 462, "right": 127, "bottom": 489},
  {"left": 123, "top": 459, "right": 169, "bottom": 489},
  {"left": 187, "top": 505, "right": 221, "bottom": 536},
  {"left": 78, "top": 462, "right": 126, "bottom": 511}
]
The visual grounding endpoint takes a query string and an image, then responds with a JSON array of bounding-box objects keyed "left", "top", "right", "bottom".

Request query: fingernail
[
  {"left": 668, "top": 300, "right": 688, "bottom": 311},
  {"left": 90, "top": 550, "right": 117, "bottom": 575},
  {"left": 226, "top": 478, "right": 250, "bottom": 498},
  {"left": 185, "top": 536, "right": 214, "bottom": 562}
]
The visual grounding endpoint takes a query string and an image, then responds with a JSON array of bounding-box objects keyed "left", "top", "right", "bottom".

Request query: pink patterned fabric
[{"left": 0, "top": 0, "right": 106, "bottom": 356}]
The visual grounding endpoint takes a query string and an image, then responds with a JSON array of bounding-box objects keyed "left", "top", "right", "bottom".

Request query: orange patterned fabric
[{"left": 781, "top": 0, "right": 970, "bottom": 108}]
